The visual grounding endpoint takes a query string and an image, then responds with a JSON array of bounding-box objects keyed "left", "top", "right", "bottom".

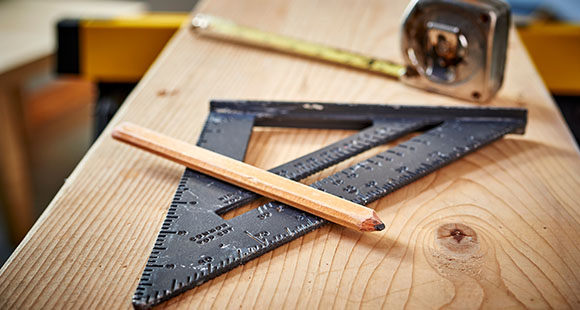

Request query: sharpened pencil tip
[{"left": 360, "top": 212, "right": 385, "bottom": 232}]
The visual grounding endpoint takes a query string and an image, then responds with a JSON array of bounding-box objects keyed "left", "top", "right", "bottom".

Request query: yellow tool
[
  {"left": 56, "top": 13, "right": 188, "bottom": 136},
  {"left": 58, "top": 14, "right": 188, "bottom": 82},
  {"left": 518, "top": 23, "right": 580, "bottom": 95}
]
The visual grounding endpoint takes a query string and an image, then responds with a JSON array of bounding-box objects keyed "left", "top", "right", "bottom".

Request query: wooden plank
[
  {"left": 0, "top": 0, "right": 144, "bottom": 242},
  {"left": 0, "top": 56, "right": 55, "bottom": 243},
  {"left": 1, "top": 0, "right": 580, "bottom": 309},
  {"left": 0, "top": 77, "right": 35, "bottom": 243}
]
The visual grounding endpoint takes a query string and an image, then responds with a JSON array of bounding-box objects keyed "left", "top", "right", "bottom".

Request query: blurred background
[{"left": 0, "top": 0, "right": 578, "bottom": 266}]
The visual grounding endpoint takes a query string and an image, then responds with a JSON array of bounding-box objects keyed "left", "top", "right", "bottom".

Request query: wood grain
[
  {"left": 112, "top": 122, "right": 384, "bottom": 232},
  {"left": 1, "top": 0, "right": 580, "bottom": 309}
]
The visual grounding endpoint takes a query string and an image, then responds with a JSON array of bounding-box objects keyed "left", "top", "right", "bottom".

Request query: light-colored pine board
[{"left": 1, "top": 0, "right": 580, "bottom": 309}]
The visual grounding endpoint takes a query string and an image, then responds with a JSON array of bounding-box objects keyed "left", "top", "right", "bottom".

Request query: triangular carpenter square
[{"left": 132, "top": 100, "right": 526, "bottom": 309}]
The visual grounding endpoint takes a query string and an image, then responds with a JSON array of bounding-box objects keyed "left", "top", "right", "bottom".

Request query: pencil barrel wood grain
[{"left": 112, "top": 122, "right": 384, "bottom": 232}]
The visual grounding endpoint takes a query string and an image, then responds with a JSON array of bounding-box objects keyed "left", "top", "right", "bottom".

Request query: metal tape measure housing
[{"left": 401, "top": 0, "right": 511, "bottom": 102}]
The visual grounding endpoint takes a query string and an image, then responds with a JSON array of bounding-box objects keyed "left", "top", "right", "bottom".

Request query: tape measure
[
  {"left": 192, "top": 0, "right": 510, "bottom": 102},
  {"left": 191, "top": 14, "right": 407, "bottom": 78},
  {"left": 132, "top": 100, "right": 526, "bottom": 309}
]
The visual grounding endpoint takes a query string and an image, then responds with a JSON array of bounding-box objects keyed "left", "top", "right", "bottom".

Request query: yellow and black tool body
[
  {"left": 57, "top": 14, "right": 187, "bottom": 82},
  {"left": 56, "top": 14, "right": 187, "bottom": 136}
]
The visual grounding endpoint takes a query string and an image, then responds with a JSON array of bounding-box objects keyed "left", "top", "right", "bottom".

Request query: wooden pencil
[{"left": 112, "top": 122, "right": 385, "bottom": 232}]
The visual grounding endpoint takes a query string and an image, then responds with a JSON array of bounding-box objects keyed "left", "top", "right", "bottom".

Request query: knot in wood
[
  {"left": 156, "top": 88, "right": 179, "bottom": 97},
  {"left": 436, "top": 223, "right": 479, "bottom": 255},
  {"left": 451, "top": 229, "right": 466, "bottom": 243}
]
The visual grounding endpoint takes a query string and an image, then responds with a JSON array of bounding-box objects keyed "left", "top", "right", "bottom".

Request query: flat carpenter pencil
[{"left": 112, "top": 122, "right": 385, "bottom": 232}]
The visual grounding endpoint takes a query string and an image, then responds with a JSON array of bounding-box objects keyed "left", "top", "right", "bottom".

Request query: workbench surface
[{"left": 2, "top": 0, "right": 580, "bottom": 309}]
